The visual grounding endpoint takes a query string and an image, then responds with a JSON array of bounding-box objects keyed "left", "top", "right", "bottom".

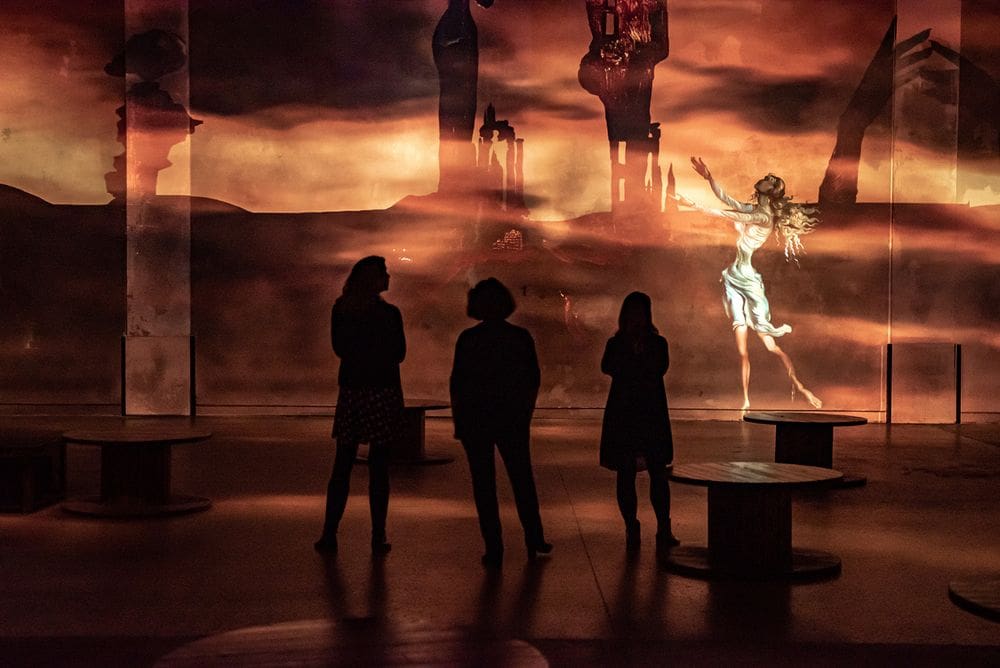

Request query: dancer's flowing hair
[{"left": 754, "top": 174, "right": 819, "bottom": 262}]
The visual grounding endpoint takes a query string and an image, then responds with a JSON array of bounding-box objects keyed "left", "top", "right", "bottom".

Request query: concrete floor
[{"left": 1, "top": 416, "right": 998, "bottom": 666}]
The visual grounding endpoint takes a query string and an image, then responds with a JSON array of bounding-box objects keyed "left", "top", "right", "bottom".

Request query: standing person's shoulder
[
  {"left": 510, "top": 321, "right": 535, "bottom": 343},
  {"left": 455, "top": 323, "right": 476, "bottom": 343},
  {"left": 379, "top": 300, "right": 403, "bottom": 319}
]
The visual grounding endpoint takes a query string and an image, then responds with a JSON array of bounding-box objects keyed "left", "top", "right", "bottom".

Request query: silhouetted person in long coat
[
  {"left": 600, "top": 291, "right": 679, "bottom": 557},
  {"left": 315, "top": 256, "right": 404, "bottom": 556},
  {"left": 450, "top": 278, "right": 551, "bottom": 568}
]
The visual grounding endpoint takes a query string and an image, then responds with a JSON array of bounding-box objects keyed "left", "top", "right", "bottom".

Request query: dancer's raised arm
[
  {"left": 691, "top": 157, "right": 754, "bottom": 213},
  {"left": 670, "top": 192, "right": 767, "bottom": 224}
]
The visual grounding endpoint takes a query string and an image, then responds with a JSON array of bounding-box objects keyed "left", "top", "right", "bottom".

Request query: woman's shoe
[
  {"left": 625, "top": 520, "right": 641, "bottom": 551},
  {"left": 527, "top": 541, "right": 553, "bottom": 560},
  {"left": 313, "top": 535, "right": 338, "bottom": 554},
  {"left": 656, "top": 531, "right": 680, "bottom": 550},
  {"left": 481, "top": 550, "right": 504, "bottom": 568},
  {"left": 371, "top": 532, "right": 392, "bottom": 556}
]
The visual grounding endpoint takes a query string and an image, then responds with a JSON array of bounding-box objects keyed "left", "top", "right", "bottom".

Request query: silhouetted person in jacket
[
  {"left": 315, "top": 256, "right": 404, "bottom": 556},
  {"left": 600, "top": 291, "right": 679, "bottom": 558},
  {"left": 450, "top": 278, "right": 551, "bottom": 568}
]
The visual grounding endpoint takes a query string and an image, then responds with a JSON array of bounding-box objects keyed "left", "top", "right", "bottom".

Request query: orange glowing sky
[{"left": 1, "top": 0, "right": 997, "bottom": 216}]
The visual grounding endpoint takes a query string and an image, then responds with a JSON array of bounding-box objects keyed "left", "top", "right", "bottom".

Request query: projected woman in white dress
[{"left": 673, "top": 157, "right": 822, "bottom": 411}]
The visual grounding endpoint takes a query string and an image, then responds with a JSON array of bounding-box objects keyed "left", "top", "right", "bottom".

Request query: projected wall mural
[{"left": 1, "top": 0, "right": 998, "bottom": 418}]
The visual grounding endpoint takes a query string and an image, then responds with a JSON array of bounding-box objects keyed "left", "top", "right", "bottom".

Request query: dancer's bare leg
[
  {"left": 735, "top": 325, "right": 751, "bottom": 410},
  {"left": 757, "top": 333, "right": 822, "bottom": 408}
]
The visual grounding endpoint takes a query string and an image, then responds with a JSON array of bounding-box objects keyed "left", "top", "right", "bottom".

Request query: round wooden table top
[
  {"left": 949, "top": 577, "right": 1000, "bottom": 622},
  {"left": 155, "top": 619, "right": 548, "bottom": 667},
  {"left": 743, "top": 411, "right": 868, "bottom": 427},
  {"left": 63, "top": 423, "right": 212, "bottom": 447},
  {"left": 669, "top": 461, "right": 844, "bottom": 487}
]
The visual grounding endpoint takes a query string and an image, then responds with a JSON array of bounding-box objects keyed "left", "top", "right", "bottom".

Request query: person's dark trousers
[
  {"left": 615, "top": 458, "right": 671, "bottom": 530},
  {"left": 322, "top": 439, "right": 390, "bottom": 541},
  {"left": 463, "top": 433, "right": 545, "bottom": 553}
]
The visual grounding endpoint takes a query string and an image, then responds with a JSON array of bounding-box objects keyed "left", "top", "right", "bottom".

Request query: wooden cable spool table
[
  {"left": 948, "top": 577, "right": 1000, "bottom": 622},
  {"left": 155, "top": 618, "right": 548, "bottom": 667},
  {"left": 62, "top": 421, "right": 212, "bottom": 517},
  {"left": 0, "top": 429, "right": 66, "bottom": 512},
  {"left": 743, "top": 411, "right": 868, "bottom": 487},
  {"left": 665, "top": 461, "right": 844, "bottom": 580},
  {"left": 357, "top": 400, "right": 453, "bottom": 465}
]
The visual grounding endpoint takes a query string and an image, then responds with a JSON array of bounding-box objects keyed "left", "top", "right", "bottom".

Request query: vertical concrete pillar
[{"left": 123, "top": 0, "right": 193, "bottom": 415}]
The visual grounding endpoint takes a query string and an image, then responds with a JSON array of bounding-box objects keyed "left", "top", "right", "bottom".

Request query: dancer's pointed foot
[
  {"left": 792, "top": 384, "right": 823, "bottom": 408},
  {"left": 789, "top": 371, "right": 822, "bottom": 409},
  {"left": 802, "top": 389, "right": 823, "bottom": 409}
]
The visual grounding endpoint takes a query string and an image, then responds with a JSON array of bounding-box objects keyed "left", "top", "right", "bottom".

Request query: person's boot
[
  {"left": 481, "top": 545, "right": 504, "bottom": 569},
  {"left": 371, "top": 530, "right": 392, "bottom": 556},
  {"left": 527, "top": 540, "right": 553, "bottom": 560},
  {"left": 656, "top": 523, "right": 680, "bottom": 554},
  {"left": 313, "top": 534, "right": 338, "bottom": 554}
]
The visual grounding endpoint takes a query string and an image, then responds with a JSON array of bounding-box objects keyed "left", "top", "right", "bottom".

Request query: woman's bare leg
[
  {"left": 735, "top": 325, "right": 751, "bottom": 410},
  {"left": 757, "top": 333, "right": 822, "bottom": 408}
]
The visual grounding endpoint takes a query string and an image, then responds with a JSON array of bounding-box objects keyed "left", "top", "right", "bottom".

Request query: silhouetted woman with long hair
[
  {"left": 450, "top": 278, "right": 551, "bottom": 568},
  {"left": 600, "top": 292, "right": 679, "bottom": 557},
  {"left": 315, "top": 256, "right": 404, "bottom": 556}
]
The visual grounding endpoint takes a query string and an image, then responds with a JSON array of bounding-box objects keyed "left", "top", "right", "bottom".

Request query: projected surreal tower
[
  {"left": 579, "top": 0, "right": 669, "bottom": 229},
  {"left": 818, "top": 18, "right": 932, "bottom": 205},
  {"left": 477, "top": 103, "right": 527, "bottom": 217},
  {"left": 433, "top": 0, "right": 496, "bottom": 197},
  {"left": 433, "top": 0, "right": 530, "bottom": 250}
]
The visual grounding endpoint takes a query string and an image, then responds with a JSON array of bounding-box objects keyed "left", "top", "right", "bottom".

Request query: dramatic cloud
[
  {"left": 0, "top": 0, "right": 123, "bottom": 203},
  {"left": 664, "top": 63, "right": 855, "bottom": 133},
  {"left": 189, "top": 0, "right": 442, "bottom": 119},
  {"left": 474, "top": 76, "right": 603, "bottom": 123}
]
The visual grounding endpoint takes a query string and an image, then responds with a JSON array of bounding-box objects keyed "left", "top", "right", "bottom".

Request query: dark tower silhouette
[
  {"left": 579, "top": 0, "right": 669, "bottom": 224},
  {"left": 818, "top": 18, "right": 930, "bottom": 205},
  {"left": 476, "top": 103, "right": 527, "bottom": 215},
  {"left": 928, "top": 40, "right": 1000, "bottom": 202},
  {"left": 104, "top": 29, "right": 201, "bottom": 203},
  {"left": 433, "top": 0, "right": 496, "bottom": 196}
]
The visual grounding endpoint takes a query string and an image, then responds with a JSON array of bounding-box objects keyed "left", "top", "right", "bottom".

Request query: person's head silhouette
[
  {"left": 338, "top": 256, "right": 390, "bottom": 310},
  {"left": 467, "top": 278, "right": 516, "bottom": 321},
  {"left": 617, "top": 291, "right": 657, "bottom": 336},
  {"left": 343, "top": 256, "right": 389, "bottom": 297}
]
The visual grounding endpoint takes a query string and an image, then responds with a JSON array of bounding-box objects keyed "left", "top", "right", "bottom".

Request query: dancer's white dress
[{"left": 695, "top": 182, "right": 792, "bottom": 337}]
